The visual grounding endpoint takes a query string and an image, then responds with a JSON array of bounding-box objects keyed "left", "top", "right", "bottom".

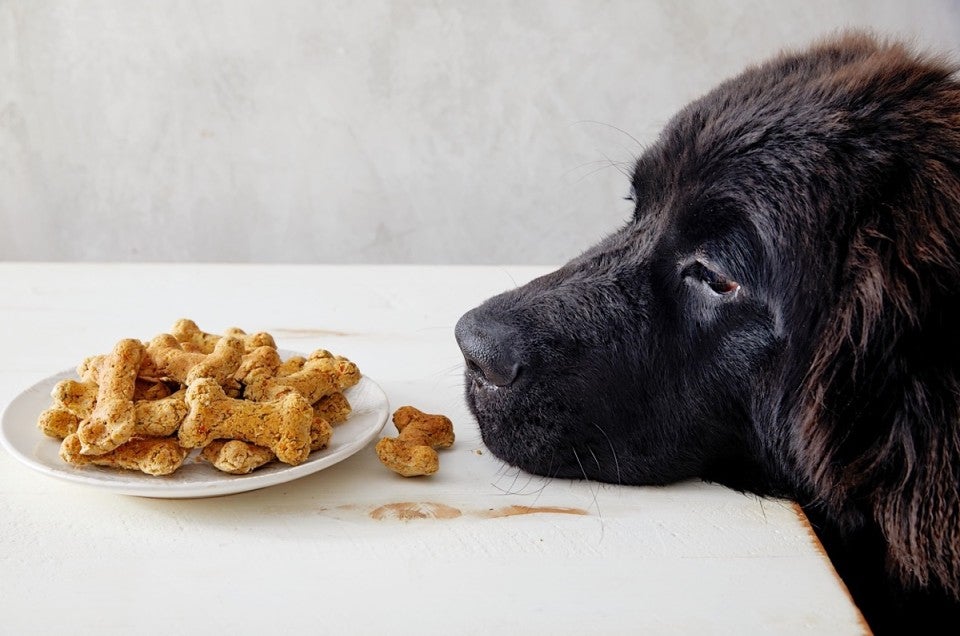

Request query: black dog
[{"left": 455, "top": 34, "right": 960, "bottom": 633}]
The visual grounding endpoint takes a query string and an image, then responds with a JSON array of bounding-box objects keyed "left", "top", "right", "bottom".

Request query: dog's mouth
[
  {"left": 460, "top": 346, "right": 624, "bottom": 482},
  {"left": 455, "top": 302, "right": 628, "bottom": 481},
  {"left": 463, "top": 363, "right": 558, "bottom": 471}
]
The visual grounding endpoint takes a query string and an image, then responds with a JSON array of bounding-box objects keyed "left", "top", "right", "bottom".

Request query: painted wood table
[{"left": 0, "top": 263, "right": 866, "bottom": 635}]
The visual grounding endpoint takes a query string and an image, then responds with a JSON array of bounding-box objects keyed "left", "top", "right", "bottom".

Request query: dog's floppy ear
[{"left": 792, "top": 46, "right": 960, "bottom": 597}]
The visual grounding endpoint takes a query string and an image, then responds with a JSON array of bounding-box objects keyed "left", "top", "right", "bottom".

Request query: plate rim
[{"left": 0, "top": 355, "right": 389, "bottom": 498}]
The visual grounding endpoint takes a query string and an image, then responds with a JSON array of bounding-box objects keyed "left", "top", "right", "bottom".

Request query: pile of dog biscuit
[{"left": 36, "top": 319, "right": 360, "bottom": 476}]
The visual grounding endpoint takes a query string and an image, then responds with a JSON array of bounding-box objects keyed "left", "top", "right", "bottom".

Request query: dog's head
[{"left": 457, "top": 34, "right": 960, "bottom": 598}]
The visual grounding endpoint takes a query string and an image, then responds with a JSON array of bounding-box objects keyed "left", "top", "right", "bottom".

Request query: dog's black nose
[{"left": 455, "top": 308, "right": 522, "bottom": 386}]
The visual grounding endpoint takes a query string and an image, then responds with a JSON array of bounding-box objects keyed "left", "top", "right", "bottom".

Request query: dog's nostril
[
  {"left": 464, "top": 357, "right": 482, "bottom": 375},
  {"left": 455, "top": 308, "right": 524, "bottom": 387},
  {"left": 467, "top": 357, "right": 520, "bottom": 386},
  {"left": 464, "top": 354, "right": 521, "bottom": 387}
]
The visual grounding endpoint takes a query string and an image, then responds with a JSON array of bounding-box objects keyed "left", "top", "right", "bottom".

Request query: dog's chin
[
  {"left": 464, "top": 368, "right": 565, "bottom": 476},
  {"left": 465, "top": 366, "right": 713, "bottom": 487},
  {"left": 463, "top": 368, "right": 617, "bottom": 481}
]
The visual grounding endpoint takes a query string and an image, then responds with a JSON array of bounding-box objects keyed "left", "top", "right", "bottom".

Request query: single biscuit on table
[
  {"left": 60, "top": 433, "right": 188, "bottom": 476},
  {"left": 145, "top": 333, "right": 243, "bottom": 386},
  {"left": 375, "top": 406, "right": 455, "bottom": 477},
  {"left": 391, "top": 406, "right": 455, "bottom": 448},
  {"left": 200, "top": 439, "right": 275, "bottom": 475},
  {"left": 76, "top": 339, "right": 143, "bottom": 455},
  {"left": 375, "top": 438, "right": 441, "bottom": 477},
  {"left": 179, "top": 378, "right": 313, "bottom": 465}
]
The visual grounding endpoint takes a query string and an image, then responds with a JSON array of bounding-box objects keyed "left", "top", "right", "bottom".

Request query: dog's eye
[
  {"left": 685, "top": 261, "right": 741, "bottom": 296},
  {"left": 707, "top": 277, "right": 739, "bottom": 295},
  {"left": 704, "top": 271, "right": 739, "bottom": 295}
]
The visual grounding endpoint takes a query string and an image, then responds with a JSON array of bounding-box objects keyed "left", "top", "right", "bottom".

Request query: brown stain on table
[
  {"left": 364, "top": 502, "right": 588, "bottom": 521},
  {"left": 482, "top": 505, "right": 588, "bottom": 518},
  {"left": 369, "top": 502, "right": 462, "bottom": 521}
]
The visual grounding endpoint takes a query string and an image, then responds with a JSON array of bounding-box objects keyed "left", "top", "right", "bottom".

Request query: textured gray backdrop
[{"left": 2, "top": 0, "right": 959, "bottom": 263}]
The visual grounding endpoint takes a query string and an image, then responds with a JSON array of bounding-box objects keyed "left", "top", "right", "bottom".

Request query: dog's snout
[{"left": 455, "top": 308, "right": 523, "bottom": 387}]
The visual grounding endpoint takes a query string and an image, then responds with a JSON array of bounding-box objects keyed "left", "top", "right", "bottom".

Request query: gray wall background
[{"left": 2, "top": 1, "right": 959, "bottom": 264}]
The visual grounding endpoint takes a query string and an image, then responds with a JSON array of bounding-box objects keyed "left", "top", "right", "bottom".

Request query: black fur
[{"left": 456, "top": 34, "right": 960, "bottom": 633}]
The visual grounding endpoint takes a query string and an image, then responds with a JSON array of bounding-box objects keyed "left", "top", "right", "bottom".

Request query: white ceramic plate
[{"left": 0, "top": 354, "right": 389, "bottom": 498}]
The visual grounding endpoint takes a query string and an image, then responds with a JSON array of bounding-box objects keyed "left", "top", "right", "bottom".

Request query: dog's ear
[{"left": 793, "top": 48, "right": 960, "bottom": 598}]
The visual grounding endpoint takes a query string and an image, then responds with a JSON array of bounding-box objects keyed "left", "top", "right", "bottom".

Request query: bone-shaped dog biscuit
[
  {"left": 76, "top": 339, "right": 143, "bottom": 455},
  {"left": 307, "top": 350, "right": 362, "bottom": 389},
  {"left": 311, "top": 414, "right": 333, "bottom": 451},
  {"left": 185, "top": 336, "right": 245, "bottom": 385},
  {"left": 199, "top": 411, "right": 331, "bottom": 474},
  {"left": 200, "top": 439, "right": 275, "bottom": 474},
  {"left": 234, "top": 346, "right": 282, "bottom": 384},
  {"left": 180, "top": 378, "right": 313, "bottom": 465},
  {"left": 145, "top": 333, "right": 244, "bottom": 386},
  {"left": 172, "top": 319, "right": 277, "bottom": 354},
  {"left": 391, "top": 406, "right": 455, "bottom": 448},
  {"left": 38, "top": 407, "right": 79, "bottom": 439},
  {"left": 78, "top": 350, "right": 163, "bottom": 384},
  {"left": 314, "top": 392, "right": 352, "bottom": 425},
  {"left": 76, "top": 355, "right": 104, "bottom": 383},
  {"left": 50, "top": 378, "right": 188, "bottom": 439},
  {"left": 224, "top": 326, "right": 277, "bottom": 352},
  {"left": 133, "top": 390, "right": 189, "bottom": 437},
  {"left": 51, "top": 379, "right": 98, "bottom": 419},
  {"left": 375, "top": 406, "right": 455, "bottom": 477},
  {"left": 276, "top": 356, "right": 305, "bottom": 377},
  {"left": 60, "top": 434, "right": 188, "bottom": 476},
  {"left": 200, "top": 413, "right": 331, "bottom": 472},
  {"left": 75, "top": 359, "right": 171, "bottom": 400},
  {"left": 170, "top": 319, "right": 220, "bottom": 353},
  {"left": 52, "top": 378, "right": 172, "bottom": 420},
  {"left": 245, "top": 350, "right": 360, "bottom": 403}
]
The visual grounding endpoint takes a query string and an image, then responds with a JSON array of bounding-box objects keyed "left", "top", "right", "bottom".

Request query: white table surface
[{"left": 0, "top": 263, "right": 867, "bottom": 635}]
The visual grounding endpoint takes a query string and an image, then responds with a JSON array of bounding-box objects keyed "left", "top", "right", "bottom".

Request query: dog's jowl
[{"left": 456, "top": 34, "right": 960, "bottom": 632}]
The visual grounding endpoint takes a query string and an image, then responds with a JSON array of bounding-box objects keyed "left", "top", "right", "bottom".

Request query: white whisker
[
  {"left": 571, "top": 446, "right": 604, "bottom": 541},
  {"left": 592, "top": 422, "right": 622, "bottom": 486}
]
